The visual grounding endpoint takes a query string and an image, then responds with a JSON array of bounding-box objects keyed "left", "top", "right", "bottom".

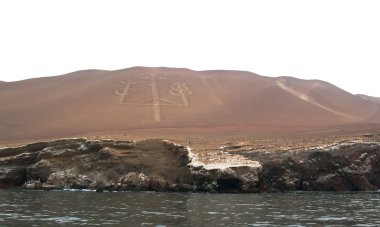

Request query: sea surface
[{"left": 0, "top": 190, "right": 379, "bottom": 226}]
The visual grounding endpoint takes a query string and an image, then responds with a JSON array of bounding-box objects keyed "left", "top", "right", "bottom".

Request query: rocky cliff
[{"left": 0, "top": 138, "right": 379, "bottom": 192}]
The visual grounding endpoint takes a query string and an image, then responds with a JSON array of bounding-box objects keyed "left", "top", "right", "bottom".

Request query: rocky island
[{"left": 1, "top": 136, "right": 379, "bottom": 192}]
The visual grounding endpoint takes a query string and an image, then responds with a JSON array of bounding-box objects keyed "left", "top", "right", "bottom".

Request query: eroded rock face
[
  {"left": 191, "top": 166, "right": 261, "bottom": 193},
  {"left": 259, "top": 158, "right": 303, "bottom": 191},
  {"left": 0, "top": 139, "right": 194, "bottom": 191},
  {"left": 259, "top": 142, "right": 380, "bottom": 192},
  {"left": 0, "top": 139, "right": 379, "bottom": 192}
]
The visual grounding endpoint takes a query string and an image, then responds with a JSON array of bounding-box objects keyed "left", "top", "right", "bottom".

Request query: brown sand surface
[{"left": 1, "top": 67, "right": 380, "bottom": 147}]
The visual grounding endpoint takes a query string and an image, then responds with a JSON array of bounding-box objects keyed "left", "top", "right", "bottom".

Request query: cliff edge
[{"left": 0, "top": 138, "right": 379, "bottom": 192}]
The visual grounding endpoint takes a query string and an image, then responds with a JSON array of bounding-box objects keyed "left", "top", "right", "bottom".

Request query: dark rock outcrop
[
  {"left": 1, "top": 139, "right": 379, "bottom": 192},
  {"left": 259, "top": 142, "right": 380, "bottom": 192},
  {"left": 190, "top": 165, "right": 261, "bottom": 193},
  {"left": 0, "top": 138, "right": 194, "bottom": 191}
]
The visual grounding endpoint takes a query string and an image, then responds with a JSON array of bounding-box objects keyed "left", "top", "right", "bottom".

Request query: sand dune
[{"left": 1, "top": 67, "right": 380, "bottom": 142}]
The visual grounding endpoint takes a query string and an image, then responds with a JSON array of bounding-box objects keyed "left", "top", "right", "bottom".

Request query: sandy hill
[
  {"left": 357, "top": 94, "right": 380, "bottom": 105},
  {"left": 1, "top": 67, "right": 380, "bottom": 142}
]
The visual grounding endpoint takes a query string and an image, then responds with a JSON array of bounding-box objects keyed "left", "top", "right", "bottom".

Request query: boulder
[
  {"left": 26, "top": 159, "right": 53, "bottom": 182},
  {"left": 119, "top": 172, "right": 150, "bottom": 191},
  {"left": 314, "top": 174, "right": 346, "bottom": 191},
  {"left": 45, "top": 170, "right": 76, "bottom": 188},
  {"left": 72, "top": 175, "right": 93, "bottom": 189},
  {"left": 24, "top": 180, "right": 42, "bottom": 189}
]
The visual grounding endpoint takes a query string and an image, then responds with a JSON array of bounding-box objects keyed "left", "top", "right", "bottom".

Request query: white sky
[{"left": 0, "top": 0, "right": 379, "bottom": 96}]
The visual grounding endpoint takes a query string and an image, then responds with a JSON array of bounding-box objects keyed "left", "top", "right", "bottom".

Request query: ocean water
[{"left": 0, "top": 190, "right": 379, "bottom": 226}]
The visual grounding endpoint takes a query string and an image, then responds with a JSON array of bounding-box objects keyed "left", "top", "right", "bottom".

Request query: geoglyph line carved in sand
[
  {"left": 114, "top": 75, "right": 193, "bottom": 122},
  {"left": 168, "top": 81, "right": 193, "bottom": 107},
  {"left": 114, "top": 80, "right": 137, "bottom": 104}
]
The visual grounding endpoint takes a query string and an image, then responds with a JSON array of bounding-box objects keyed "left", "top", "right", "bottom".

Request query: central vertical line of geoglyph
[
  {"left": 149, "top": 74, "right": 162, "bottom": 122},
  {"left": 114, "top": 74, "right": 193, "bottom": 122}
]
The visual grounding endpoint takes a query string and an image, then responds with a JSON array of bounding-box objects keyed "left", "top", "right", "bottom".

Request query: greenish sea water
[{"left": 1, "top": 190, "right": 379, "bottom": 226}]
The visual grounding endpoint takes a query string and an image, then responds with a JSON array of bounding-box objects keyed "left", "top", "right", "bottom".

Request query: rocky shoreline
[{"left": 1, "top": 138, "right": 379, "bottom": 192}]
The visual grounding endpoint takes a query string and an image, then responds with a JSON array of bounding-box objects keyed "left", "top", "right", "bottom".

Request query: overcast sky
[{"left": 0, "top": 0, "right": 379, "bottom": 96}]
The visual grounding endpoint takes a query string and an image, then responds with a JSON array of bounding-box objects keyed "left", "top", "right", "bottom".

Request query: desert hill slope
[
  {"left": 357, "top": 94, "right": 380, "bottom": 105},
  {"left": 1, "top": 67, "right": 380, "bottom": 142}
]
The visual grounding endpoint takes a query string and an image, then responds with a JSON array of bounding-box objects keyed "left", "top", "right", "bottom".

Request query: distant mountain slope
[
  {"left": 357, "top": 94, "right": 380, "bottom": 105},
  {"left": 276, "top": 77, "right": 380, "bottom": 121},
  {"left": 1, "top": 67, "right": 380, "bottom": 141}
]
